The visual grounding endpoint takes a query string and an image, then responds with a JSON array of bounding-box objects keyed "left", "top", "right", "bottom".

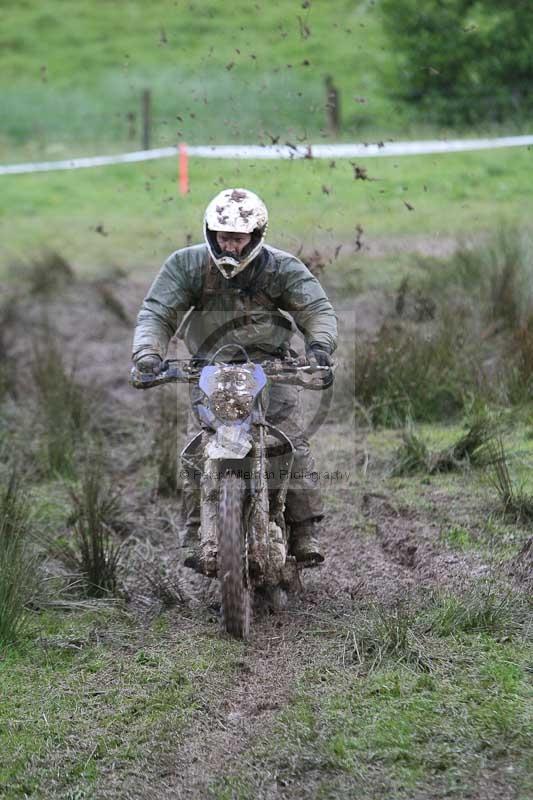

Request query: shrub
[{"left": 381, "top": 0, "right": 533, "bottom": 125}]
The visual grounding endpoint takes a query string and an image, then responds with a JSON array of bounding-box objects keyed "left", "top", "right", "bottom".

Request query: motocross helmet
[{"left": 204, "top": 188, "right": 268, "bottom": 279}]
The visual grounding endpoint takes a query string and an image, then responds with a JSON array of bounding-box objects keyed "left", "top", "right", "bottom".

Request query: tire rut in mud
[{"left": 161, "top": 619, "right": 315, "bottom": 798}]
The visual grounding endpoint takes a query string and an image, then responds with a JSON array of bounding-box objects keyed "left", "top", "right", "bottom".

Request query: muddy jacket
[{"left": 132, "top": 244, "right": 337, "bottom": 361}]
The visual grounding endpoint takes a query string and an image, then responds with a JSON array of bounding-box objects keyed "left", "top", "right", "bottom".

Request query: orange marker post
[{"left": 178, "top": 142, "right": 189, "bottom": 195}]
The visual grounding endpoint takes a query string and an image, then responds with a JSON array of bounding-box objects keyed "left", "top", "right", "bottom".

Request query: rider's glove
[
  {"left": 135, "top": 354, "right": 162, "bottom": 375},
  {"left": 306, "top": 343, "right": 333, "bottom": 368}
]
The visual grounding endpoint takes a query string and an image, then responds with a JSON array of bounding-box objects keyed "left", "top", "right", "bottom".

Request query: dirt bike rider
[{"left": 132, "top": 187, "right": 338, "bottom": 568}]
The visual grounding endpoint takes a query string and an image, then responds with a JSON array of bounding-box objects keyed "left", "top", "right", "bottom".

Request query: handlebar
[{"left": 130, "top": 357, "right": 335, "bottom": 391}]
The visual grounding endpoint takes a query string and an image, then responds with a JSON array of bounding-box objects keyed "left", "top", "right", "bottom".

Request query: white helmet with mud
[{"left": 204, "top": 188, "right": 268, "bottom": 279}]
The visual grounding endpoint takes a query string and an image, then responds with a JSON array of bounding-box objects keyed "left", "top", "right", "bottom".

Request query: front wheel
[{"left": 218, "top": 474, "right": 250, "bottom": 639}]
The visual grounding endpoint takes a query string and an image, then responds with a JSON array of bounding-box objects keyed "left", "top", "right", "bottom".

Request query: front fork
[
  {"left": 183, "top": 424, "right": 297, "bottom": 585},
  {"left": 199, "top": 451, "right": 219, "bottom": 576},
  {"left": 196, "top": 428, "right": 271, "bottom": 581}
]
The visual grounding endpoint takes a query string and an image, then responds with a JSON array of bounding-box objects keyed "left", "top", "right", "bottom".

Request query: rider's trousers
[{"left": 181, "top": 383, "right": 324, "bottom": 534}]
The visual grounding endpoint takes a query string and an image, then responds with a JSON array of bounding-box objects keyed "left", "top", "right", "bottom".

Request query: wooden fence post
[
  {"left": 325, "top": 75, "right": 340, "bottom": 137},
  {"left": 141, "top": 89, "right": 151, "bottom": 151}
]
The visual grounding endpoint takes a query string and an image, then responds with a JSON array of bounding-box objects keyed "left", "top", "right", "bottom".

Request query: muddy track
[
  {"left": 4, "top": 276, "right": 524, "bottom": 799},
  {"left": 117, "top": 466, "right": 502, "bottom": 799}
]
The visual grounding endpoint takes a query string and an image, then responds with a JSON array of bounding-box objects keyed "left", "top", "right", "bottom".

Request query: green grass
[
  {"left": 0, "top": 608, "right": 242, "bottom": 799},
  {"left": 2, "top": 0, "right": 528, "bottom": 158},
  {"left": 208, "top": 616, "right": 532, "bottom": 799},
  {"left": 2, "top": 2, "right": 533, "bottom": 284},
  {"left": 1, "top": 335, "right": 532, "bottom": 798},
  {"left": 0, "top": 0, "right": 412, "bottom": 154},
  {"left": 2, "top": 147, "right": 533, "bottom": 280}
]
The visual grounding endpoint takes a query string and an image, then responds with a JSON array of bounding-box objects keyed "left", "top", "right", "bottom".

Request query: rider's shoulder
[
  {"left": 164, "top": 243, "right": 207, "bottom": 266},
  {"left": 264, "top": 244, "right": 307, "bottom": 272},
  {"left": 162, "top": 244, "right": 209, "bottom": 277}
]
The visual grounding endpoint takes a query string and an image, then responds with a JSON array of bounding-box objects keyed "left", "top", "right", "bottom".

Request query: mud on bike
[{"left": 131, "top": 346, "right": 333, "bottom": 639}]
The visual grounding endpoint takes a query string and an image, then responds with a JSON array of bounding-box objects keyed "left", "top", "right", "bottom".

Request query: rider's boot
[{"left": 290, "top": 519, "right": 325, "bottom": 566}]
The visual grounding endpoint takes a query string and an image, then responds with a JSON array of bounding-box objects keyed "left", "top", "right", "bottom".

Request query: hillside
[{"left": 1, "top": 0, "right": 395, "bottom": 154}]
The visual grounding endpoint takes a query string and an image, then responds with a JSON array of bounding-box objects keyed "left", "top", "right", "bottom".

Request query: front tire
[{"left": 218, "top": 474, "right": 250, "bottom": 639}]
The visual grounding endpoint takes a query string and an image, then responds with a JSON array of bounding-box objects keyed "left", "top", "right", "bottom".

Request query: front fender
[{"left": 205, "top": 424, "right": 253, "bottom": 460}]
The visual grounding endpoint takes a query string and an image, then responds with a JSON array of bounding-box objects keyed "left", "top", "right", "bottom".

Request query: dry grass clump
[{"left": 145, "top": 560, "right": 188, "bottom": 608}]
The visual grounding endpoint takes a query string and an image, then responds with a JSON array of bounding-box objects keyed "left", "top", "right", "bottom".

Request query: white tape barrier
[{"left": 1, "top": 135, "right": 532, "bottom": 176}]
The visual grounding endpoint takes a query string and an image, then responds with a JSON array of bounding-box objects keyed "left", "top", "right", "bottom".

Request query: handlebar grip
[{"left": 130, "top": 364, "right": 187, "bottom": 389}]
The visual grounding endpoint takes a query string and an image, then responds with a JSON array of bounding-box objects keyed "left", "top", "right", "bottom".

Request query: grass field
[
  {"left": 1, "top": 3, "right": 533, "bottom": 798},
  {"left": 2, "top": 146, "right": 533, "bottom": 281},
  {"left": 0, "top": 0, "right": 397, "bottom": 154},
  {"left": 2, "top": 0, "right": 532, "bottom": 280},
  {"left": 2, "top": 0, "right": 527, "bottom": 161}
]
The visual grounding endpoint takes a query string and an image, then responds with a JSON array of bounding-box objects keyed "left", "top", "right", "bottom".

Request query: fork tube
[
  {"left": 249, "top": 426, "right": 269, "bottom": 570},
  {"left": 200, "top": 454, "right": 218, "bottom": 567}
]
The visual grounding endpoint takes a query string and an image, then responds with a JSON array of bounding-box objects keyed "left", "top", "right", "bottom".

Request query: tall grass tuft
[
  {"left": 153, "top": 390, "right": 187, "bottom": 496},
  {"left": 349, "top": 601, "right": 433, "bottom": 672},
  {"left": 96, "top": 282, "right": 131, "bottom": 325},
  {"left": 390, "top": 426, "right": 430, "bottom": 476},
  {"left": 391, "top": 414, "right": 497, "bottom": 476},
  {"left": 32, "top": 329, "right": 91, "bottom": 476},
  {"left": 486, "top": 229, "right": 532, "bottom": 330},
  {"left": 506, "top": 315, "right": 533, "bottom": 404},
  {"left": 353, "top": 316, "right": 478, "bottom": 426},
  {"left": 487, "top": 437, "right": 533, "bottom": 522},
  {"left": 418, "top": 228, "right": 533, "bottom": 330},
  {"left": 22, "top": 251, "right": 75, "bottom": 296},
  {"left": 0, "top": 473, "right": 38, "bottom": 647},
  {"left": 333, "top": 344, "right": 357, "bottom": 420},
  {"left": 0, "top": 300, "right": 18, "bottom": 402},
  {"left": 55, "top": 456, "right": 123, "bottom": 597},
  {"left": 66, "top": 458, "right": 123, "bottom": 597},
  {"left": 430, "top": 589, "right": 518, "bottom": 637}
]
